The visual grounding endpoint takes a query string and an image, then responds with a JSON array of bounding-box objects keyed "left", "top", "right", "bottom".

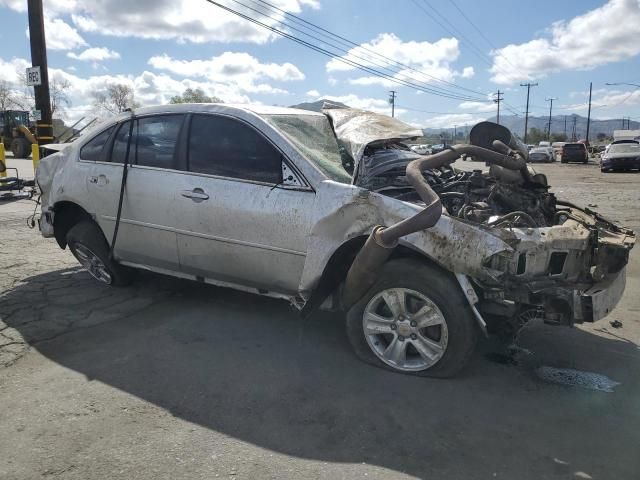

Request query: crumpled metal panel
[
  {"left": 322, "top": 106, "right": 423, "bottom": 172},
  {"left": 297, "top": 180, "right": 514, "bottom": 299}
]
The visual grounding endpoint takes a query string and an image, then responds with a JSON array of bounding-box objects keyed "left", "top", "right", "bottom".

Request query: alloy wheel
[
  {"left": 362, "top": 288, "right": 448, "bottom": 371},
  {"left": 72, "top": 243, "right": 113, "bottom": 285}
]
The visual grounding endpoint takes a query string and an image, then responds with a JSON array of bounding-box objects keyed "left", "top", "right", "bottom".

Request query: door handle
[
  {"left": 181, "top": 188, "right": 209, "bottom": 201},
  {"left": 89, "top": 175, "right": 108, "bottom": 186}
]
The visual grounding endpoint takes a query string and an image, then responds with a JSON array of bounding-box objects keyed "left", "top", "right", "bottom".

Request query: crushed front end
[{"left": 322, "top": 110, "right": 636, "bottom": 333}]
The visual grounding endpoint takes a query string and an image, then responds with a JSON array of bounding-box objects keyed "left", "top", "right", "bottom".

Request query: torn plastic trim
[{"left": 455, "top": 273, "right": 488, "bottom": 336}]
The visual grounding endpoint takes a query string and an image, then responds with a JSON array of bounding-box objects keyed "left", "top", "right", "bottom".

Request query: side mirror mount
[{"left": 281, "top": 160, "right": 303, "bottom": 187}]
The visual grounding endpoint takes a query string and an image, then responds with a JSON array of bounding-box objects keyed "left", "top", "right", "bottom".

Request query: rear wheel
[
  {"left": 66, "top": 220, "right": 134, "bottom": 286},
  {"left": 345, "top": 259, "right": 478, "bottom": 378},
  {"left": 10, "top": 138, "right": 30, "bottom": 159}
]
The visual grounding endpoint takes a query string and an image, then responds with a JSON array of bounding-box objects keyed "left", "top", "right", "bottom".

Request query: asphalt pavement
[{"left": 1, "top": 159, "right": 639, "bottom": 480}]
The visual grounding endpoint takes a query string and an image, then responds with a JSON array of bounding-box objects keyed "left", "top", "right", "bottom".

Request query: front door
[
  {"left": 85, "top": 115, "right": 185, "bottom": 272},
  {"left": 174, "top": 113, "right": 315, "bottom": 294}
]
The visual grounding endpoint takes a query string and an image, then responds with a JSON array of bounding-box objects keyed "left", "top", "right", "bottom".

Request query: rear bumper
[{"left": 574, "top": 268, "right": 626, "bottom": 322}]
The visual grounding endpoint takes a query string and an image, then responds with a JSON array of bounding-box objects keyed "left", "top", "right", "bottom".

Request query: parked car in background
[
  {"left": 430, "top": 143, "right": 447, "bottom": 154},
  {"left": 35, "top": 105, "right": 635, "bottom": 378},
  {"left": 410, "top": 144, "right": 432, "bottom": 155},
  {"left": 526, "top": 144, "right": 536, "bottom": 151},
  {"left": 528, "top": 147, "right": 554, "bottom": 163},
  {"left": 538, "top": 141, "right": 551, "bottom": 148},
  {"left": 561, "top": 142, "right": 589, "bottom": 163},
  {"left": 552, "top": 141, "right": 565, "bottom": 156},
  {"left": 600, "top": 140, "right": 640, "bottom": 172}
]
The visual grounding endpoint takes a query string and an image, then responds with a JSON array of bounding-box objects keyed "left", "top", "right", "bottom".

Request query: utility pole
[
  {"left": 454, "top": 124, "right": 457, "bottom": 143},
  {"left": 27, "top": 0, "right": 53, "bottom": 145},
  {"left": 389, "top": 90, "right": 396, "bottom": 118},
  {"left": 585, "top": 82, "right": 592, "bottom": 144},
  {"left": 493, "top": 90, "right": 503, "bottom": 124},
  {"left": 564, "top": 115, "right": 567, "bottom": 137},
  {"left": 520, "top": 82, "right": 538, "bottom": 144},
  {"left": 571, "top": 116, "right": 577, "bottom": 142},
  {"left": 546, "top": 97, "right": 557, "bottom": 140}
]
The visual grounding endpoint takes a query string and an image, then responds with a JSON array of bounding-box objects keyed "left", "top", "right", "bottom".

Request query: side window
[
  {"left": 134, "top": 115, "right": 184, "bottom": 169},
  {"left": 109, "top": 115, "right": 183, "bottom": 167},
  {"left": 188, "top": 114, "right": 282, "bottom": 184},
  {"left": 80, "top": 126, "right": 115, "bottom": 161},
  {"left": 110, "top": 121, "right": 132, "bottom": 164}
]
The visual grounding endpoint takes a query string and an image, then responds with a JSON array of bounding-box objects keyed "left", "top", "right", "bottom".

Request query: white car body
[{"left": 35, "top": 104, "right": 634, "bottom": 375}]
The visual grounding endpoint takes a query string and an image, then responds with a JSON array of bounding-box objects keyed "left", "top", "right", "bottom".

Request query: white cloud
[
  {"left": 0, "top": 56, "right": 31, "bottom": 84},
  {"left": 0, "top": 0, "right": 79, "bottom": 15},
  {"left": 306, "top": 89, "right": 320, "bottom": 97},
  {"left": 461, "top": 66, "right": 475, "bottom": 79},
  {"left": 0, "top": 54, "right": 288, "bottom": 123},
  {"left": 148, "top": 52, "right": 304, "bottom": 95},
  {"left": 68, "top": 47, "right": 120, "bottom": 62},
  {"left": 70, "top": 0, "right": 317, "bottom": 44},
  {"left": 458, "top": 100, "right": 497, "bottom": 113},
  {"left": 423, "top": 113, "right": 486, "bottom": 129},
  {"left": 25, "top": 17, "right": 87, "bottom": 51},
  {"left": 306, "top": 92, "right": 404, "bottom": 116},
  {"left": 326, "top": 33, "right": 465, "bottom": 88},
  {"left": 3, "top": 0, "right": 319, "bottom": 45},
  {"left": 490, "top": 0, "right": 640, "bottom": 85},
  {"left": 559, "top": 88, "right": 640, "bottom": 112}
]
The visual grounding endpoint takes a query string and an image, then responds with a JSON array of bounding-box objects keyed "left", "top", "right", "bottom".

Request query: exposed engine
[{"left": 357, "top": 120, "right": 562, "bottom": 229}]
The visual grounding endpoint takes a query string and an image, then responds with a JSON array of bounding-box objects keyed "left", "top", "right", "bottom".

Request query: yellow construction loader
[{"left": 0, "top": 110, "right": 39, "bottom": 158}]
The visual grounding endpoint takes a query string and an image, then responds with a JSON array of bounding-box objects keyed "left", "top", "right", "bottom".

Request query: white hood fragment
[{"left": 322, "top": 105, "right": 423, "bottom": 171}]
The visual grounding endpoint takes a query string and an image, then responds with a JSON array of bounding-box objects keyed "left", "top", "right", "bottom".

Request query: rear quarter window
[{"left": 79, "top": 126, "right": 115, "bottom": 161}]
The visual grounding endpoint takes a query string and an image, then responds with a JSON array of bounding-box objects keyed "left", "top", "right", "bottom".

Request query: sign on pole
[
  {"left": 26, "top": 66, "right": 42, "bottom": 86},
  {"left": 31, "top": 110, "right": 42, "bottom": 121}
]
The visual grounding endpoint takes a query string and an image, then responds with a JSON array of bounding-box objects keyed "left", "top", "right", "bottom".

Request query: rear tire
[
  {"left": 345, "top": 258, "right": 478, "bottom": 378},
  {"left": 66, "top": 220, "right": 134, "bottom": 287},
  {"left": 11, "top": 138, "right": 30, "bottom": 159}
]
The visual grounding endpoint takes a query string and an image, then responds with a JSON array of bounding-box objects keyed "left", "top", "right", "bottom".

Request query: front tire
[
  {"left": 11, "top": 138, "right": 30, "bottom": 158},
  {"left": 345, "top": 259, "right": 478, "bottom": 378},
  {"left": 66, "top": 220, "right": 134, "bottom": 286}
]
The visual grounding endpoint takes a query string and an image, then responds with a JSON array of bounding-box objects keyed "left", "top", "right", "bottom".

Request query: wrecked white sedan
[{"left": 36, "top": 104, "right": 635, "bottom": 377}]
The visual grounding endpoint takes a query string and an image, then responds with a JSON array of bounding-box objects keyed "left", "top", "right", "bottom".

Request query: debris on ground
[{"left": 535, "top": 366, "right": 620, "bottom": 392}]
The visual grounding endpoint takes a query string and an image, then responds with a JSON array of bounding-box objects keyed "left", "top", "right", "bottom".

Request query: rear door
[
  {"left": 85, "top": 114, "right": 185, "bottom": 272},
  {"left": 173, "top": 113, "right": 315, "bottom": 294}
]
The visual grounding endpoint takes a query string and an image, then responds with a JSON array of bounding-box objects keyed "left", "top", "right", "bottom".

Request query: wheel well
[
  {"left": 53, "top": 202, "right": 92, "bottom": 249},
  {"left": 300, "top": 235, "right": 449, "bottom": 318}
]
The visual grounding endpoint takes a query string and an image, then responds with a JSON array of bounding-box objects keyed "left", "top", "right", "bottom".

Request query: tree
[
  {"left": 169, "top": 88, "right": 222, "bottom": 104},
  {"left": 0, "top": 80, "right": 27, "bottom": 111},
  {"left": 596, "top": 132, "right": 607, "bottom": 142},
  {"left": 527, "top": 127, "right": 547, "bottom": 144},
  {"left": 549, "top": 133, "right": 567, "bottom": 143},
  {"left": 50, "top": 78, "right": 71, "bottom": 117},
  {"left": 93, "top": 84, "right": 139, "bottom": 114}
]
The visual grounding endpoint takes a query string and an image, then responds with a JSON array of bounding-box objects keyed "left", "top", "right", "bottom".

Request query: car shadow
[{"left": 2, "top": 266, "right": 640, "bottom": 479}]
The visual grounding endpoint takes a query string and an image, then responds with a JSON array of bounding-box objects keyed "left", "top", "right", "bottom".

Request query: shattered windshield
[{"left": 263, "top": 114, "right": 351, "bottom": 184}]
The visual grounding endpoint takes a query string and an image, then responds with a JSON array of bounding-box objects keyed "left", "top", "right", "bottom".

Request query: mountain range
[{"left": 290, "top": 99, "right": 638, "bottom": 140}]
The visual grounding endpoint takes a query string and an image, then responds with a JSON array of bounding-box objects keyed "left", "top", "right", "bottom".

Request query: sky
[{"left": 0, "top": 0, "right": 639, "bottom": 128}]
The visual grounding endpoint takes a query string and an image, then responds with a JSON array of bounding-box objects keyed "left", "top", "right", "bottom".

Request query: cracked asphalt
[{"left": 1, "top": 160, "right": 639, "bottom": 480}]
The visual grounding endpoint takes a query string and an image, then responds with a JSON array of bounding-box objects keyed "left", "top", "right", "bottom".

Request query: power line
[
  {"left": 520, "top": 82, "right": 538, "bottom": 143},
  {"left": 493, "top": 90, "right": 503, "bottom": 124},
  {"left": 389, "top": 90, "right": 396, "bottom": 118},
  {"left": 413, "top": 0, "right": 495, "bottom": 69},
  {"left": 252, "top": 0, "right": 490, "bottom": 100},
  {"left": 545, "top": 97, "right": 557, "bottom": 140},
  {"left": 223, "top": 0, "right": 488, "bottom": 102}
]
